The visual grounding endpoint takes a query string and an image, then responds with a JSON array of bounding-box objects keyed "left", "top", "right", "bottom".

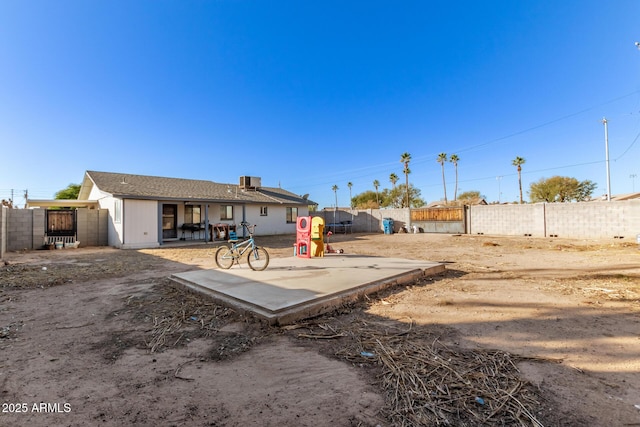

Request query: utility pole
[{"left": 602, "top": 117, "right": 611, "bottom": 201}]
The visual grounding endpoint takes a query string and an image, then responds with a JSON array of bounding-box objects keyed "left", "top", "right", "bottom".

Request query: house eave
[
  {"left": 106, "top": 194, "right": 309, "bottom": 206},
  {"left": 26, "top": 199, "right": 100, "bottom": 209}
]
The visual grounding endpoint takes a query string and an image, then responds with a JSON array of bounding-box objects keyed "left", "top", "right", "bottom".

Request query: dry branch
[{"left": 298, "top": 318, "right": 547, "bottom": 426}]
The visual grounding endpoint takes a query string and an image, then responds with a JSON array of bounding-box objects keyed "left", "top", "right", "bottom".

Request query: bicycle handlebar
[{"left": 240, "top": 222, "right": 256, "bottom": 234}]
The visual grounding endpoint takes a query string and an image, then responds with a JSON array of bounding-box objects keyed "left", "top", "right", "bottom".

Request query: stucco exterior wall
[
  {"left": 191, "top": 203, "right": 309, "bottom": 237},
  {"left": 242, "top": 204, "right": 309, "bottom": 236},
  {"left": 122, "top": 199, "right": 160, "bottom": 249},
  {"left": 96, "top": 196, "right": 123, "bottom": 248}
]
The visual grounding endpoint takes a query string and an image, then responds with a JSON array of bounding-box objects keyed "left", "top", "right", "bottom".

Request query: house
[
  {"left": 30, "top": 171, "right": 315, "bottom": 249},
  {"left": 602, "top": 192, "right": 640, "bottom": 202},
  {"left": 425, "top": 197, "right": 488, "bottom": 208}
]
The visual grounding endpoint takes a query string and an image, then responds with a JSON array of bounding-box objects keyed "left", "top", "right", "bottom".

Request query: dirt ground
[{"left": 1, "top": 232, "right": 639, "bottom": 426}]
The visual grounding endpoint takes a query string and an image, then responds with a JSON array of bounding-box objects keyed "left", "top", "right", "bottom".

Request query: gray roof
[{"left": 79, "top": 171, "right": 315, "bottom": 205}]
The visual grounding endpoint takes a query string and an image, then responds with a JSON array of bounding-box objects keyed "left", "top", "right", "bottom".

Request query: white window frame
[
  {"left": 114, "top": 199, "right": 122, "bottom": 224},
  {"left": 220, "top": 205, "right": 233, "bottom": 220}
]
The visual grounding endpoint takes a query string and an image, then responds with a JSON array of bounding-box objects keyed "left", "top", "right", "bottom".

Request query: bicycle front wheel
[
  {"left": 247, "top": 247, "right": 269, "bottom": 271},
  {"left": 215, "top": 246, "right": 235, "bottom": 269}
]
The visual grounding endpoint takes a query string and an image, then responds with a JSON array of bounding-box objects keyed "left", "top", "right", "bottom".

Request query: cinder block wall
[
  {"left": 470, "top": 204, "right": 546, "bottom": 236},
  {"left": 470, "top": 201, "right": 640, "bottom": 239},
  {"left": 7, "top": 209, "right": 45, "bottom": 251},
  {"left": 5, "top": 208, "right": 109, "bottom": 251},
  {"left": 321, "top": 208, "right": 410, "bottom": 233},
  {"left": 545, "top": 201, "right": 636, "bottom": 238},
  {"left": 77, "top": 209, "right": 108, "bottom": 247},
  {"left": 0, "top": 207, "right": 6, "bottom": 259},
  {"left": 32, "top": 209, "right": 45, "bottom": 247},
  {"left": 7, "top": 209, "right": 31, "bottom": 251}
]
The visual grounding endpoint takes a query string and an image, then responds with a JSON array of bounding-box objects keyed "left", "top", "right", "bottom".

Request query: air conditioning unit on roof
[{"left": 239, "top": 176, "right": 261, "bottom": 190}]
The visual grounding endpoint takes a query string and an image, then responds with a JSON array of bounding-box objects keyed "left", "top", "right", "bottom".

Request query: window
[
  {"left": 185, "top": 205, "right": 201, "bottom": 224},
  {"left": 114, "top": 199, "right": 122, "bottom": 224},
  {"left": 286, "top": 207, "right": 298, "bottom": 223},
  {"left": 260, "top": 206, "right": 268, "bottom": 216},
  {"left": 221, "top": 205, "right": 233, "bottom": 220}
]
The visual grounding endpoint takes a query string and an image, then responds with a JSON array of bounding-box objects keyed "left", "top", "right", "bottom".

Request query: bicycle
[{"left": 214, "top": 221, "right": 270, "bottom": 271}]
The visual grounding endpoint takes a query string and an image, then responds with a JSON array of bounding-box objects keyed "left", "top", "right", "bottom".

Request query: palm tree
[
  {"left": 512, "top": 156, "right": 526, "bottom": 203},
  {"left": 347, "top": 182, "right": 353, "bottom": 208},
  {"left": 389, "top": 173, "right": 398, "bottom": 188},
  {"left": 332, "top": 184, "right": 339, "bottom": 223},
  {"left": 437, "top": 152, "right": 448, "bottom": 203},
  {"left": 400, "top": 152, "right": 411, "bottom": 208},
  {"left": 373, "top": 179, "right": 380, "bottom": 207},
  {"left": 449, "top": 154, "right": 459, "bottom": 202}
]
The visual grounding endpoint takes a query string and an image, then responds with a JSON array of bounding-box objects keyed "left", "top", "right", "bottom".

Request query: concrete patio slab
[{"left": 170, "top": 254, "right": 445, "bottom": 325}]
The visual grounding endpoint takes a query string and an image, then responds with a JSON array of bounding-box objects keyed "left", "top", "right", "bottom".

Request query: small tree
[
  {"left": 529, "top": 176, "right": 597, "bottom": 202},
  {"left": 388, "top": 184, "right": 425, "bottom": 208},
  {"left": 55, "top": 183, "right": 81, "bottom": 200},
  {"left": 458, "top": 190, "right": 485, "bottom": 205},
  {"left": 575, "top": 180, "right": 598, "bottom": 202},
  {"left": 352, "top": 190, "right": 380, "bottom": 209}
]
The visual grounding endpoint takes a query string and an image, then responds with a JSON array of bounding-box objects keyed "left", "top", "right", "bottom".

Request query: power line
[
  {"left": 613, "top": 130, "right": 640, "bottom": 161},
  {"left": 291, "top": 89, "right": 640, "bottom": 190},
  {"left": 443, "top": 90, "right": 640, "bottom": 157},
  {"left": 418, "top": 160, "right": 606, "bottom": 188}
]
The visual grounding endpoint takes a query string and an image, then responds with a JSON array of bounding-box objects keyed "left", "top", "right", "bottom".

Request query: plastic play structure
[{"left": 294, "top": 216, "right": 325, "bottom": 257}]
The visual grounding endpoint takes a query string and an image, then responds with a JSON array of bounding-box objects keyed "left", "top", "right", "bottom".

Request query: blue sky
[{"left": 1, "top": 1, "right": 639, "bottom": 209}]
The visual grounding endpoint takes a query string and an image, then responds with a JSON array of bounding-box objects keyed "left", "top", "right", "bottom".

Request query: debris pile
[{"left": 296, "top": 318, "right": 551, "bottom": 426}]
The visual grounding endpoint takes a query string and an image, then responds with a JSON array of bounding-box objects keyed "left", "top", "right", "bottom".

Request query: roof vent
[{"left": 239, "top": 176, "right": 261, "bottom": 190}]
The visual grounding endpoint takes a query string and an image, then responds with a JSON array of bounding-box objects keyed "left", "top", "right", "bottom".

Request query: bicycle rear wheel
[
  {"left": 215, "top": 246, "right": 235, "bottom": 269},
  {"left": 247, "top": 247, "right": 269, "bottom": 271}
]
